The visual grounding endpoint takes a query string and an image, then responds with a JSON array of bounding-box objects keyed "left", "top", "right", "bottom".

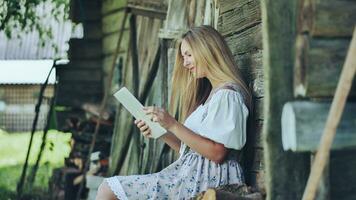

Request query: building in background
[{"left": 0, "top": 60, "right": 55, "bottom": 132}]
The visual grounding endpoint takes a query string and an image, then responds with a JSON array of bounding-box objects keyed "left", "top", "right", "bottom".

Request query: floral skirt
[{"left": 105, "top": 150, "right": 244, "bottom": 200}]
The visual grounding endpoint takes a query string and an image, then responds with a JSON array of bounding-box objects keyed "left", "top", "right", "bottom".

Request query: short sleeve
[{"left": 198, "top": 90, "right": 249, "bottom": 150}]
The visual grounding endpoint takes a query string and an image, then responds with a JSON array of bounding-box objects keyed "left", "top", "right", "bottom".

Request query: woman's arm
[
  {"left": 143, "top": 106, "right": 228, "bottom": 164},
  {"left": 160, "top": 131, "right": 181, "bottom": 152},
  {"left": 169, "top": 122, "right": 228, "bottom": 164}
]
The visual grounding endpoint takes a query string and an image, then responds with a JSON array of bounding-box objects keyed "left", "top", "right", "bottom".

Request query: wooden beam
[
  {"left": 225, "top": 24, "right": 262, "bottom": 56},
  {"left": 282, "top": 101, "right": 356, "bottom": 152},
  {"left": 299, "top": 0, "right": 356, "bottom": 37},
  {"left": 294, "top": 35, "right": 356, "bottom": 97},
  {"left": 261, "top": 0, "right": 310, "bottom": 199},
  {"left": 218, "top": 0, "right": 261, "bottom": 37}
]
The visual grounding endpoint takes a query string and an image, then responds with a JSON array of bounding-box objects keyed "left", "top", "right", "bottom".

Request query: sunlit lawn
[{"left": 0, "top": 129, "right": 71, "bottom": 200}]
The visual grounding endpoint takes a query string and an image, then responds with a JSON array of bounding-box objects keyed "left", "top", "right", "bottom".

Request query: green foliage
[
  {"left": 0, "top": 130, "right": 72, "bottom": 199},
  {"left": 0, "top": 0, "right": 70, "bottom": 50}
]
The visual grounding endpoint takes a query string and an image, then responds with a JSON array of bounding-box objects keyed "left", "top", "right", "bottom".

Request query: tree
[{"left": 0, "top": 0, "right": 70, "bottom": 47}]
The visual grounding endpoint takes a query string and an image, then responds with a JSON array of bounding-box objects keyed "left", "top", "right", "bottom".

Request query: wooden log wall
[
  {"left": 56, "top": 0, "right": 104, "bottom": 130},
  {"left": 292, "top": 0, "right": 356, "bottom": 199},
  {"left": 295, "top": 0, "right": 356, "bottom": 98},
  {"left": 217, "top": 0, "right": 264, "bottom": 193}
]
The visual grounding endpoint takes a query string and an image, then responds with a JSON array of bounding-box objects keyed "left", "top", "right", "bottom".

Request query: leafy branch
[{"left": 0, "top": 0, "right": 70, "bottom": 50}]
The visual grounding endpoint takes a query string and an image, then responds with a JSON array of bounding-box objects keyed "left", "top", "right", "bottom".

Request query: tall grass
[{"left": 0, "top": 129, "right": 71, "bottom": 200}]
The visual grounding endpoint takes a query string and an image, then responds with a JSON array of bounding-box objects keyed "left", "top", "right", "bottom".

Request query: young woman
[{"left": 96, "top": 25, "right": 252, "bottom": 200}]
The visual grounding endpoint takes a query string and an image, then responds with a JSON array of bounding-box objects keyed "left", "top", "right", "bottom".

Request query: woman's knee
[{"left": 96, "top": 181, "right": 117, "bottom": 200}]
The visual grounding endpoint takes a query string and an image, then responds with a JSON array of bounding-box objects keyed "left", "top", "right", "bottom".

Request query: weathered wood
[
  {"left": 225, "top": 24, "right": 262, "bottom": 56},
  {"left": 299, "top": 0, "right": 356, "bottom": 37},
  {"left": 102, "top": 31, "right": 130, "bottom": 56},
  {"left": 68, "top": 39, "right": 102, "bottom": 59},
  {"left": 128, "top": 7, "right": 166, "bottom": 19},
  {"left": 261, "top": 0, "right": 310, "bottom": 199},
  {"left": 235, "top": 50, "right": 263, "bottom": 98},
  {"left": 67, "top": 60, "right": 102, "bottom": 69},
  {"left": 254, "top": 98, "right": 263, "bottom": 120},
  {"left": 158, "top": 0, "right": 189, "bottom": 39},
  {"left": 102, "top": 0, "right": 126, "bottom": 15},
  {"left": 282, "top": 101, "right": 356, "bottom": 152},
  {"left": 103, "top": 11, "right": 129, "bottom": 35},
  {"left": 302, "top": 27, "right": 356, "bottom": 200},
  {"left": 294, "top": 36, "right": 356, "bottom": 97},
  {"left": 56, "top": 68, "right": 102, "bottom": 82},
  {"left": 127, "top": 0, "right": 168, "bottom": 14},
  {"left": 311, "top": 154, "right": 330, "bottom": 200},
  {"left": 108, "top": 12, "right": 165, "bottom": 176},
  {"left": 196, "top": 185, "right": 263, "bottom": 200},
  {"left": 70, "top": 0, "right": 102, "bottom": 23},
  {"left": 56, "top": 83, "right": 102, "bottom": 106},
  {"left": 83, "top": 22, "right": 102, "bottom": 39},
  {"left": 218, "top": 0, "right": 261, "bottom": 37}
]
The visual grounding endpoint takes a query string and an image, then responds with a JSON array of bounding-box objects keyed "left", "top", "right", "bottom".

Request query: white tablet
[{"left": 113, "top": 87, "right": 167, "bottom": 139}]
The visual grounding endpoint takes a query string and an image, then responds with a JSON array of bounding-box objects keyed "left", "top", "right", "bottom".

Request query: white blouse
[{"left": 183, "top": 89, "right": 249, "bottom": 150}]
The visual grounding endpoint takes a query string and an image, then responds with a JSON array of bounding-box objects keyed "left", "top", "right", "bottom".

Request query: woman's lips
[{"left": 189, "top": 67, "right": 195, "bottom": 72}]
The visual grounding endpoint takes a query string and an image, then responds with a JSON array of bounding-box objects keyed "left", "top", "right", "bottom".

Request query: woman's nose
[{"left": 183, "top": 60, "right": 190, "bottom": 68}]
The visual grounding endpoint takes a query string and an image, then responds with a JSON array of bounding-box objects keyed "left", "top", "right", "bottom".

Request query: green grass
[{"left": 0, "top": 129, "right": 71, "bottom": 200}]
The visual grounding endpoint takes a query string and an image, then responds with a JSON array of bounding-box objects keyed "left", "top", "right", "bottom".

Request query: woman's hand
[
  {"left": 143, "top": 106, "right": 178, "bottom": 130},
  {"left": 134, "top": 119, "right": 152, "bottom": 138}
]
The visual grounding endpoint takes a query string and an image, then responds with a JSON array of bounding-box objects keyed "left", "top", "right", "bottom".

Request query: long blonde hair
[{"left": 170, "top": 25, "right": 252, "bottom": 122}]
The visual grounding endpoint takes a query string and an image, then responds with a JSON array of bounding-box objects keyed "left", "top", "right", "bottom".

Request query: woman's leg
[{"left": 96, "top": 181, "right": 117, "bottom": 200}]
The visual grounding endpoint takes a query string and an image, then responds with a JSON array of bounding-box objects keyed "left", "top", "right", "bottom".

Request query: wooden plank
[
  {"left": 235, "top": 50, "right": 263, "bottom": 98},
  {"left": 299, "top": 0, "right": 356, "bottom": 37},
  {"left": 68, "top": 39, "right": 102, "bottom": 59},
  {"left": 57, "top": 82, "right": 102, "bottom": 96},
  {"left": 254, "top": 98, "right": 263, "bottom": 120},
  {"left": 225, "top": 24, "right": 262, "bottom": 56},
  {"left": 102, "top": 0, "right": 127, "bottom": 15},
  {"left": 218, "top": 0, "right": 261, "bottom": 36},
  {"left": 102, "top": 31, "right": 130, "bottom": 56},
  {"left": 56, "top": 68, "right": 102, "bottom": 82},
  {"left": 67, "top": 60, "right": 102, "bottom": 69},
  {"left": 102, "top": 11, "right": 129, "bottom": 35},
  {"left": 294, "top": 36, "right": 356, "bottom": 97},
  {"left": 158, "top": 0, "right": 189, "bottom": 39},
  {"left": 261, "top": 0, "right": 310, "bottom": 199},
  {"left": 83, "top": 22, "right": 102, "bottom": 39},
  {"left": 70, "top": 0, "right": 102, "bottom": 23},
  {"left": 281, "top": 101, "right": 356, "bottom": 152},
  {"left": 127, "top": 0, "right": 168, "bottom": 14},
  {"left": 311, "top": 153, "right": 330, "bottom": 200}
]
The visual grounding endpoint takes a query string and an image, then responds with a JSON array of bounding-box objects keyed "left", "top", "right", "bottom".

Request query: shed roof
[{"left": 0, "top": 60, "right": 56, "bottom": 84}]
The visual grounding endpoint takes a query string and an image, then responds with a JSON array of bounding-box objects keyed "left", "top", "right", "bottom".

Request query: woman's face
[{"left": 180, "top": 39, "right": 206, "bottom": 78}]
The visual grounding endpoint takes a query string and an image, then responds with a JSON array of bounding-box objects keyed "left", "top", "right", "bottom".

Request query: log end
[{"left": 282, "top": 102, "right": 297, "bottom": 151}]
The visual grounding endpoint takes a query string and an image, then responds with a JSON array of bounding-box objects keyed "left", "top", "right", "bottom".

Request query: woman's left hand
[{"left": 143, "top": 106, "right": 178, "bottom": 130}]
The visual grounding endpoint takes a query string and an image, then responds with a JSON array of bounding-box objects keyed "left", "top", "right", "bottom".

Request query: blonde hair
[{"left": 170, "top": 25, "right": 252, "bottom": 122}]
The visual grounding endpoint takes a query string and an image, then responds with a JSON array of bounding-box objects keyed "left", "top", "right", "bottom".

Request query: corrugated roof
[
  {"left": 0, "top": 60, "right": 56, "bottom": 84},
  {"left": 0, "top": 2, "right": 83, "bottom": 60}
]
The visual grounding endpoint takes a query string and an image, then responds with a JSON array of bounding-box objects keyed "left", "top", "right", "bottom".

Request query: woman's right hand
[{"left": 134, "top": 119, "right": 152, "bottom": 138}]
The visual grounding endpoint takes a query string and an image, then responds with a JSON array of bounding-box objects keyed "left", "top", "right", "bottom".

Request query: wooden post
[
  {"left": 261, "top": 0, "right": 310, "bottom": 199},
  {"left": 302, "top": 27, "right": 356, "bottom": 200}
]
